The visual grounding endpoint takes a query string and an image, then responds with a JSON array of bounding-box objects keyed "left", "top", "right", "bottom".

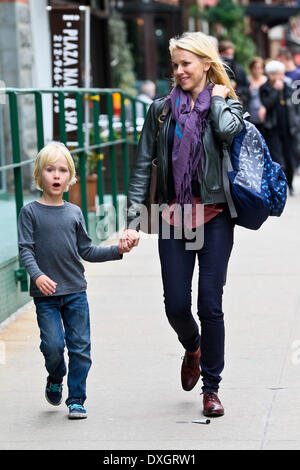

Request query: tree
[
  {"left": 192, "top": 0, "right": 256, "bottom": 69},
  {"left": 108, "top": 11, "right": 137, "bottom": 96}
]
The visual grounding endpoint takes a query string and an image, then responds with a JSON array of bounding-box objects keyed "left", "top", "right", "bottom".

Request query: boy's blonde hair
[
  {"left": 169, "top": 31, "right": 238, "bottom": 100},
  {"left": 34, "top": 141, "right": 76, "bottom": 191}
]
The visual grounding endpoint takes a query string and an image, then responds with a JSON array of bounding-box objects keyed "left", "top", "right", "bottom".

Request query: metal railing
[{"left": 0, "top": 87, "right": 148, "bottom": 291}]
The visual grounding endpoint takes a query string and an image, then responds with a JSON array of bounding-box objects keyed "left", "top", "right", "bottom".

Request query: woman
[
  {"left": 259, "top": 60, "right": 298, "bottom": 195},
  {"left": 120, "top": 32, "right": 243, "bottom": 417},
  {"left": 247, "top": 57, "right": 267, "bottom": 133}
]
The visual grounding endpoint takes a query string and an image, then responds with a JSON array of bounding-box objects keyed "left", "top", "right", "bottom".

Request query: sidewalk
[{"left": 1, "top": 177, "right": 300, "bottom": 451}]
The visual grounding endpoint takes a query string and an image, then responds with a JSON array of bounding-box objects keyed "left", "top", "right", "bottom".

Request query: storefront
[
  {"left": 115, "top": 0, "right": 182, "bottom": 95},
  {"left": 245, "top": 3, "right": 300, "bottom": 58}
]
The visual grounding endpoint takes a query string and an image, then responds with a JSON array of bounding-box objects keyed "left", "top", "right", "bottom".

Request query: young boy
[{"left": 18, "top": 141, "right": 132, "bottom": 419}]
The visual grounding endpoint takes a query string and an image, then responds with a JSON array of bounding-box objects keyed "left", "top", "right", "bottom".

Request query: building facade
[{"left": 113, "top": 0, "right": 182, "bottom": 96}]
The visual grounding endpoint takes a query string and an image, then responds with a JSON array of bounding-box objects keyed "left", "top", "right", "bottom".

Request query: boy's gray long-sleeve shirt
[{"left": 18, "top": 201, "right": 122, "bottom": 297}]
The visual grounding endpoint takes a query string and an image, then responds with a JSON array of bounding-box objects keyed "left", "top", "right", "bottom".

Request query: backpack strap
[
  {"left": 222, "top": 142, "right": 238, "bottom": 219},
  {"left": 151, "top": 100, "right": 170, "bottom": 174},
  {"left": 157, "top": 100, "right": 170, "bottom": 131},
  {"left": 154, "top": 100, "right": 170, "bottom": 154}
]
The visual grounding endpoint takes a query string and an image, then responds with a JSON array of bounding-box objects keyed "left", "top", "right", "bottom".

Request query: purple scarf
[{"left": 166, "top": 84, "right": 213, "bottom": 206}]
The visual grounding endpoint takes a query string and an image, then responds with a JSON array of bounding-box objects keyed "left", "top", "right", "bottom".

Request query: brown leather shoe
[
  {"left": 181, "top": 346, "right": 201, "bottom": 391},
  {"left": 203, "top": 392, "right": 224, "bottom": 417}
]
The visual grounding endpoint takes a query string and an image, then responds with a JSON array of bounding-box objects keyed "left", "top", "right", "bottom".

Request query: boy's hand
[
  {"left": 35, "top": 274, "right": 57, "bottom": 295},
  {"left": 118, "top": 229, "right": 140, "bottom": 254},
  {"left": 118, "top": 232, "right": 133, "bottom": 254},
  {"left": 124, "top": 229, "right": 140, "bottom": 246}
]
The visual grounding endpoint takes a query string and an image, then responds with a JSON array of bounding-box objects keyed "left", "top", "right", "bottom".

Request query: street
[{"left": 1, "top": 176, "right": 300, "bottom": 450}]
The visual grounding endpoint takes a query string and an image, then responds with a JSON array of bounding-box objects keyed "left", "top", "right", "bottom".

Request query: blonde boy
[{"left": 18, "top": 142, "right": 132, "bottom": 419}]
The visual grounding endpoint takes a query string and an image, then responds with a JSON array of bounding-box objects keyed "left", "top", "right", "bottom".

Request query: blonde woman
[{"left": 122, "top": 32, "right": 243, "bottom": 416}]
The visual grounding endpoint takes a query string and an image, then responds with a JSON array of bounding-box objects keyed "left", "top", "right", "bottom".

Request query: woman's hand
[
  {"left": 258, "top": 105, "right": 266, "bottom": 123},
  {"left": 212, "top": 84, "right": 230, "bottom": 99},
  {"left": 272, "top": 79, "right": 284, "bottom": 91},
  {"left": 35, "top": 274, "right": 57, "bottom": 296}
]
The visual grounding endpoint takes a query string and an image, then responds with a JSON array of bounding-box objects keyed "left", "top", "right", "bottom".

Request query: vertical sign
[
  {"left": 288, "top": 15, "right": 300, "bottom": 46},
  {"left": 49, "top": 7, "right": 82, "bottom": 141}
]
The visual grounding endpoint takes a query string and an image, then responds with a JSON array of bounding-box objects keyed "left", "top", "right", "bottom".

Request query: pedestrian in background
[
  {"left": 136, "top": 80, "right": 156, "bottom": 119},
  {"left": 247, "top": 57, "right": 267, "bottom": 133},
  {"left": 219, "top": 40, "right": 250, "bottom": 110},
  {"left": 260, "top": 60, "right": 298, "bottom": 195},
  {"left": 122, "top": 31, "right": 243, "bottom": 417},
  {"left": 276, "top": 47, "right": 300, "bottom": 168},
  {"left": 276, "top": 47, "right": 300, "bottom": 84},
  {"left": 18, "top": 142, "right": 132, "bottom": 420}
]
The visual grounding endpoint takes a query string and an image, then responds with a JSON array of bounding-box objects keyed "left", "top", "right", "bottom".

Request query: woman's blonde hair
[
  {"left": 169, "top": 31, "right": 238, "bottom": 100},
  {"left": 34, "top": 141, "right": 76, "bottom": 191}
]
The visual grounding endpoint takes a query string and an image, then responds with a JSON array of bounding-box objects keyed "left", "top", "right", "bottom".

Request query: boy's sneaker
[
  {"left": 68, "top": 404, "right": 87, "bottom": 419},
  {"left": 45, "top": 377, "right": 63, "bottom": 406}
]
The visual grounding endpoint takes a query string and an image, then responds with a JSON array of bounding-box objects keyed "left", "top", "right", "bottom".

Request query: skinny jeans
[{"left": 158, "top": 209, "right": 234, "bottom": 392}]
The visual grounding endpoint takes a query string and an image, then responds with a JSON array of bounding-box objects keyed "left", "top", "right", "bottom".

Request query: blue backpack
[{"left": 222, "top": 118, "right": 287, "bottom": 230}]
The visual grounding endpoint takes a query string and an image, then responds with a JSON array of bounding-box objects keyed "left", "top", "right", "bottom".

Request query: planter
[{"left": 69, "top": 173, "right": 98, "bottom": 212}]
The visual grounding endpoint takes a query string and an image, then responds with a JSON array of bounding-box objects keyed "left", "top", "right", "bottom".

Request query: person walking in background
[
  {"left": 247, "top": 57, "right": 267, "bottom": 133},
  {"left": 276, "top": 47, "right": 300, "bottom": 169},
  {"left": 126, "top": 80, "right": 156, "bottom": 124},
  {"left": 260, "top": 60, "right": 299, "bottom": 195},
  {"left": 219, "top": 40, "right": 250, "bottom": 110},
  {"left": 18, "top": 142, "right": 132, "bottom": 420},
  {"left": 121, "top": 32, "right": 243, "bottom": 417},
  {"left": 136, "top": 80, "right": 156, "bottom": 119},
  {"left": 276, "top": 47, "right": 300, "bottom": 85}
]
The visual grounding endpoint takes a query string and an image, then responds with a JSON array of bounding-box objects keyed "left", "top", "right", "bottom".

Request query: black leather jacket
[
  {"left": 259, "top": 80, "right": 294, "bottom": 130},
  {"left": 127, "top": 95, "right": 243, "bottom": 226}
]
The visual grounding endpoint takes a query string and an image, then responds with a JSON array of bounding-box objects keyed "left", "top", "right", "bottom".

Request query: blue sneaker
[
  {"left": 45, "top": 377, "right": 63, "bottom": 406},
  {"left": 68, "top": 404, "right": 87, "bottom": 419}
]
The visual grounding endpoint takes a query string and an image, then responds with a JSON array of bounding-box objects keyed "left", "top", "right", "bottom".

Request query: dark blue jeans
[
  {"left": 158, "top": 209, "right": 234, "bottom": 393},
  {"left": 34, "top": 292, "right": 92, "bottom": 406}
]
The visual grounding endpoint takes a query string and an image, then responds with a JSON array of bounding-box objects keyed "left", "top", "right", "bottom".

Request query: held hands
[
  {"left": 118, "top": 229, "right": 140, "bottom": 255},
  {"left": 35, "top": 274, "right": 57, "bottom": 296},
  {"left": 212, "top": 85, "right": 230, "bottom": 99}
]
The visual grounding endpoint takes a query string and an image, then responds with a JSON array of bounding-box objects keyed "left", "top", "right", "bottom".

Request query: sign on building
[
  {"left": 287, "top": 15, "right": 300, "bottom": 45},
  {"left": 48, "top": 6, "right": 83, "bottom": 141},
  {"left": 154, "top": 0, "right": 179, "bottom": 6}
]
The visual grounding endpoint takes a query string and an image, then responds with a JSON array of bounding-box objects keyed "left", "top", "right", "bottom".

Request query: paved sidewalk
[{"left": 1, "top": 177, "right": 300, "bottom": 450}]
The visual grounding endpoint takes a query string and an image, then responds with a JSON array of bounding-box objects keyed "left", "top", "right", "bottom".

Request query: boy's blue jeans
[{"left": 34, "top": 292, "right": 92, "bottom": 406}]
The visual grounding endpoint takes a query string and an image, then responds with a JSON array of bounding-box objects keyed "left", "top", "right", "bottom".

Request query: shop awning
[
  {"left": 115, "top": 0, "right": 180, "bottom": 13},
  {"left": 245, "top": 4, "right": 300, "bottom": 27}
]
